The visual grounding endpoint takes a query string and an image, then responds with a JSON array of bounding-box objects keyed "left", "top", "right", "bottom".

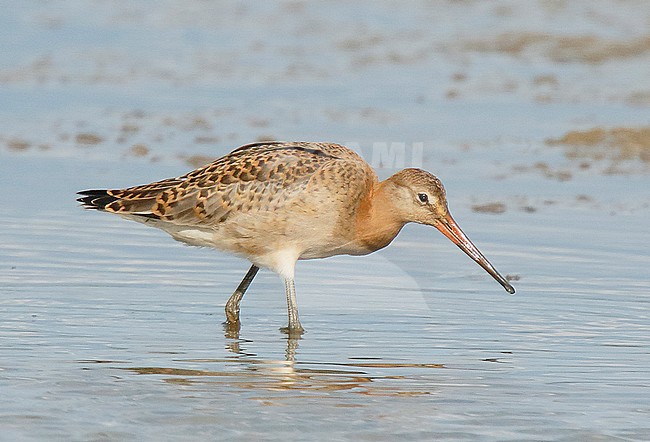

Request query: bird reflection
[
  {"left": 125, "top": 328, "right": 442, "bottom": 399},
  {"left": 223, "top": 321, "right": 300, "bottom": 362}
]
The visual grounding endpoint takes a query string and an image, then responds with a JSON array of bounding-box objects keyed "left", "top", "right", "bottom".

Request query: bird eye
[{"left": 417, "top": 193, "right": 429, "bottom": 204}]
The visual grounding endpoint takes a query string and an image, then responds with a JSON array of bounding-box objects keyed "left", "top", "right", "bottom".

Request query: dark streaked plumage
[{"left": 78, "top": 141, "right": 514, "bottom": 334}]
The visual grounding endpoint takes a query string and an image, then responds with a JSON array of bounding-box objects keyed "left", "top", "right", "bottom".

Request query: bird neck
[{"left": 354, "top": 179, "right": 406, "bottom": 253}]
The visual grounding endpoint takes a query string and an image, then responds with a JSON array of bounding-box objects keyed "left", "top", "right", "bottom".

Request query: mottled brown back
[{"left": 78, "top": 141, "right": 370, "bottom": 228}]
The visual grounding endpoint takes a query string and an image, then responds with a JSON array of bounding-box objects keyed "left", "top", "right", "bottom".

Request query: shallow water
[{"left": 2, "top": 1, "right": 650, "bottom": 441}]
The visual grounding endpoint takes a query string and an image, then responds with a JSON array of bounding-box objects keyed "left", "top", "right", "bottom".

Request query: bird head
[{"left": 388, "top": 168, "right": 515, "bottom": 294}]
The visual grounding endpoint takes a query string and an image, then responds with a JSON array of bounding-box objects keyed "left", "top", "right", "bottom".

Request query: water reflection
[
  {"left": 223, "top": 322, "right": 302, "bottom": 361},
  {"left": 121, "top": 328, "right": 444, "bottom": 399}
]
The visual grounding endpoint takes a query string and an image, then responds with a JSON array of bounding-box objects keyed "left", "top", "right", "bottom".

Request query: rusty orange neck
[{"left": 354, "top": 179, "right": 406, "bottom": 253}]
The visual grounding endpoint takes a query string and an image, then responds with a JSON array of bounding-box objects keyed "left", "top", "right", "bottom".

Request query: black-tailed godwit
[{"left": 78, "top": 141, "right": 515, "bottom": 334}]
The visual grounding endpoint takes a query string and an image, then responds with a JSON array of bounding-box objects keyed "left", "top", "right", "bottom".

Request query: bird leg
[
  {"left": 280, "top": 277, "right": 304, "bottom": 335},
  {"left": 224, "top": 264, "right": 259, "bottom": 328}
]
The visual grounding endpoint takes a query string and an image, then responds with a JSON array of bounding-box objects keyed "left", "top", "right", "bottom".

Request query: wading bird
[{"left": 78, "top": 141, "right": 514, "bottom": 334}]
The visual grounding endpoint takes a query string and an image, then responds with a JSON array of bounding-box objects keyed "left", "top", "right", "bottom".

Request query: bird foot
[
  {"left": 280, "top": 325, "right": 305, "bottom": 337},
  {"left": 224, "top": 304, "right": 240, "bottom": 324},
  {"left": 223, "top": 319, "right": 241, "bottom": 338}
]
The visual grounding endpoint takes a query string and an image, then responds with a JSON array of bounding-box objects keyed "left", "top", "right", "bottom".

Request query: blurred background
[
  {"left": 1, "top": 1, "right": 649, "bottom": 441},
  {"left": 2, "top": 1, "right": 648, "bottom": 179}
]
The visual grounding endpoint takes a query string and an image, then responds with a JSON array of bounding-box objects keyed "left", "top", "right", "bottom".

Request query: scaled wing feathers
[{"left": 77, "top": 142, "right": 356, "bottom": 227}]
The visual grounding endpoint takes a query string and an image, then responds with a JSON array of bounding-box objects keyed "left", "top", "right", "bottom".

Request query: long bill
[{"left": 434, "top": 212, "right": 515, "bottom": 294}]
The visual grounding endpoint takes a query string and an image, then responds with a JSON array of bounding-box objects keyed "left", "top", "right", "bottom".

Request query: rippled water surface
[{"left": 2, "top": 1, "right": 650, "bottom": 441}]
